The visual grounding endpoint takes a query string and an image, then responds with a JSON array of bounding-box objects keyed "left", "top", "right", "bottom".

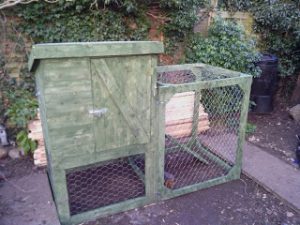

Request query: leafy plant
[
  {"left": 16, "top": 1, "right": 150, "bottom": 43},
  {"left": 251, "top": 1, "right": 300, "bottom": 78},
  {"left": 246, "top": 122, "right": 256, "bottom": 134},
  {"left": 16, "top": 130, "right": 37, "bottom": 155},
  {"left": 5, "top": 89, "right": 38, "bottom": 129},
  {"left": 185, "top": 17, "right": 261, "bottom": 76},
  {"left": 160, "top": 0, "right": 208, "bottom": 43}
]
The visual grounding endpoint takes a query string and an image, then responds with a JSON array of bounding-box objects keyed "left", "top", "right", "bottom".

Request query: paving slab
[
  {"left": 0, "top": 171, "right": 60, "bottom": 225},
  {"left": 199, "top": 134, "right": 300, "bottom": 211},
  {"left": 1, "top": 141, "right": 299, "bottom": 225},
  {"left": 243, "top": 142, "right": 300, "bottom": 211}
]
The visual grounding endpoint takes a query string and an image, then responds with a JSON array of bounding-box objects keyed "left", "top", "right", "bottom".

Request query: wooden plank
[
  {"left": 91, "top": 58, "right": 150, "bottom": 144},
  {"left": 51, "top": 168, "right": 71, "bottom": 224},
  {"left": 60, "top": 144, "right": 146, "bottom": 169},
  {"left": 162, "top": 174, "right": 235, "bottom": 200},
  {"left": 68, "top": 197, "right": 149, "bottom": 225},
  {"left": 146, "top": 55, "right": 160, "bottom": 201},
  {"left": 29, "top": 41, "right": 164, "bottom": 72},
  {"left": 235, "top": 77, "right": 252, "bottom": 174},
  {"left": 42, "top": 59, "right": 95, "bottom": 158},
  {"left": 158, "top": 75, "right": 252, "bottom": 96},
  {"left": 128, "top": 157, "right": 145, "bottom": 183}
]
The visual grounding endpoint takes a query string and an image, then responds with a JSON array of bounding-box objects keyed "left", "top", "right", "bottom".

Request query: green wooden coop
[{"left": 29, "top": 41, "right": 252, "bottom": 225}]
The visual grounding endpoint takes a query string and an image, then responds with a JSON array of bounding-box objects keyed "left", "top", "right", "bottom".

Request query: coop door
[{"left": 91, "top": 56, "right": 152, "bottom": 151}]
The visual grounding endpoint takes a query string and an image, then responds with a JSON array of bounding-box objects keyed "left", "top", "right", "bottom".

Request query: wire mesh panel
[
  {"left": 158, "top": 68, "right": 245, "bottom": 190},
  {"left": 66, "top": 154, "right": 145, "bottom": 215}
]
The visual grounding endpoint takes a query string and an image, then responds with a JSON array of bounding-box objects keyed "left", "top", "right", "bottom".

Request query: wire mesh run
[
  {"left": 157, "top": 70, "right": 196, "bottom": 84},
  {"left": 66, "top": 154, "right": 145, "bottom": 215},
  {"left": 164, "top": 84, "right": 243, "bottom": 190}
]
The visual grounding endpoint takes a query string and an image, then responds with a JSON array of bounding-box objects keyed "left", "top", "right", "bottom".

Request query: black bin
[{"left": 251, "top": 54, "right": 278, "bottom": 113}]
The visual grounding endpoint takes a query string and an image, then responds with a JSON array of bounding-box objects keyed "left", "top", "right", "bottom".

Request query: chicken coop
[{"left": 29, "top": 42, "right": 252, "bottom": 225}]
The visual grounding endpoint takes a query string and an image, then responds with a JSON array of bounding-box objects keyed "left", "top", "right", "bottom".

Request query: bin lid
[
  {"left": 28, "top": 41, "right": 164, "bottom": 72},
  {"left": 259, "top": 53, "right": 278, "bottom": 63}
]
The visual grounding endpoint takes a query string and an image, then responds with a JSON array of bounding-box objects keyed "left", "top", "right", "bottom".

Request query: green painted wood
[
  {"left": 30, "top": 40, "right": 253, "bottom": 225},
  {"left": 35, "top": 62, "right": 55, "bottom": 185},
  {"left": 158, "top": 75, "right": 252, "bottom": 96},
  {"left": 157, "top": 65, "right": 252, "bottom": 199},
  {"left": 235, "top": 77, "right": 252, "bottom": 174},
  {"left": 42, "top": 59, "right": 95, "bottom": 159},
  {"left": 29, "top": 41, "right": 164, "bottom": 72},
  {"left": 162, "top": 173, "right": 236, "bottom": 200},
  {"left": 156, "top": 92, "right": 167, "bottom": 197},
  {"left": 91, "top": 56, "right": 152, "bottom": 152},
  {"left": 157, "top": 63, "right": 243, "bottom": 79},
  {"left": 145, "top": 56, "right": 160, "bottom": 201},
  {"left": 128, "top": 157, "right": 145, "bottom": 183},
  {"left": 191, "top": 91, "right": 201, "bottom": 143},
  {"left": 51, "top": 168, "right": 71, "bottom": 223},
  {"left": 59, "top": 144, "right": 146, "bottom": 170},
  {"left": 67, "top": 197, "right": 149, "bottom": 225}
]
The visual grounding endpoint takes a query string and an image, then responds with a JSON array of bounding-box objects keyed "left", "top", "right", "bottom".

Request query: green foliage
[
  {"left": 218, "top": 0, "right": 254, "bottom": 11},
  {"left": 246, "top": 122, "right": 256, "bottom": 134},
  {"left": 0, "top": 63, "right": 37, "bottom": 153},
  {"left": 160, "top": 0, "right": 208, "bottom": 40},
  {"left": 5, "top": 89, "right": 38, "bottom": 129},
  {"left": 185, "top": 17, "right": 261, "bottom": 76},
  {"left": 16, "top": 1, "right": 150, "bottom": 43},
  {"left": 16, "top": 130, "right": 37, "bottom": 155},
  {"left": 201, "top": 86, "right": 243, "bottom": 116},
  {"left": 251, "top": 1, "right": 300, "bottom": 77}
]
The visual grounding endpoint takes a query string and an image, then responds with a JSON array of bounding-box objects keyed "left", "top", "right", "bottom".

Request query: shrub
[
  {"left": 185, "top": 17, "right": 261, "bottom": 76},
  {"left": 251, "top": 1, "right": 300, "bottom": 77}
]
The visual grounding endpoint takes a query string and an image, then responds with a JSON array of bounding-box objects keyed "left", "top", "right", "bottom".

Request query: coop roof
[{"left": 28, "top": 41, "right": 164, "bottom": 72}]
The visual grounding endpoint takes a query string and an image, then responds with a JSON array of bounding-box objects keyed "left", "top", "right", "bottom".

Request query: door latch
[{"left": 89, "top": 108, "right": 108, "bottom": 118}]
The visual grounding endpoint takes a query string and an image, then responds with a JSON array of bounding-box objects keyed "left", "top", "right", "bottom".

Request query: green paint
[{"left": 29, "top": 42, "right": 251, "bottom": 225}]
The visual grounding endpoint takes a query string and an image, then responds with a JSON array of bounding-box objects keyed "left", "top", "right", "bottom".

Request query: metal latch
[{"left": 89, "top": 108, "right": 108, "bottom": 118}]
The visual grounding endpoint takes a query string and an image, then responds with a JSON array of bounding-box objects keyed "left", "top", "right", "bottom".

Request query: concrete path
[
  {"left": 243, "top": 142, "right": 300, "bottom": 212},
  {"left": 0, "top": 172, "right": 60, "bottom": 225},
  {"left": 1, "top": 142, "right": 298, "bottom": 225}
]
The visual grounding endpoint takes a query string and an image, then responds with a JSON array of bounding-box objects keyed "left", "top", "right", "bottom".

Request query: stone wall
[{"left": 1, "top": 16, "right": 32, "bottom": 81}]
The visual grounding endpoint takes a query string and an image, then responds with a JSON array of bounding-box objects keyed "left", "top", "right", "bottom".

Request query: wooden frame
[
  {"left": 30, "top": 42, "right": 252, "bottom": 225},
  {"left": 156, "top": 63, "right": 252, "bottom": 200}
]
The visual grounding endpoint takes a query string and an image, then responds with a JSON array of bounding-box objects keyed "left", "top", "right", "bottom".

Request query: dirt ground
[
  {"left": 247, "top": 98, "right": 300, "bottom": 167},
  {"left": 84, "top": 175, "right": 300, "bottom": 225},
  {"left": 0, "top": 157, "right": 299, "bottom": 225}
]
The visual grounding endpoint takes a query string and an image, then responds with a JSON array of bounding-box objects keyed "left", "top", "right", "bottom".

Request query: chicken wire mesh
[
  {"left": 66, "top": 154, "right": 145, "bottom": 215},
  {"left": 159, "top": 70, "right": 243, "bottom": 190}
]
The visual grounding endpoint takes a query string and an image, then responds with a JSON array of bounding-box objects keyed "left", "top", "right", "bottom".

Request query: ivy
[
  {"left": 160, "top": 0, "right": 208, "bottom": 40},
  {"left": 16, "top": 1, "right": 151, "bottom": 43},
  {"left": 251, "top": 0, "right": 300, "bottom": 77}
]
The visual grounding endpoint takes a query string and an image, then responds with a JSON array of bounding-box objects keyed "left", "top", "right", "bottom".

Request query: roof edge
[{"left": 29, "top": 41, "right": 164, "bottom": 72}]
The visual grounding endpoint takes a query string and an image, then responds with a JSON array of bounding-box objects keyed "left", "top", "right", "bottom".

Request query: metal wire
[
  {"left": 65, "top": 69, "right": 245, "bottom": 215},
  {"left": 160, "top": 70, "right": 243, "bottom": 190},
  {"left": 66, "top": 154, "right": 145, "bottom": 215}
]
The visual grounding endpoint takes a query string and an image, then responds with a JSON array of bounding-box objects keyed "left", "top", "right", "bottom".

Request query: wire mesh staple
[
  {"left": 162, "top": 68, "right": 244, "bottom": 190},
  {"left": 66, "top": 154, "right": 145, "bottom": 215}
]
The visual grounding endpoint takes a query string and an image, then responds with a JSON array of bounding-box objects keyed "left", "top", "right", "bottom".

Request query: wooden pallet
[{"left": 28, "top": 113, "right": 47, "bottom": 167}]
